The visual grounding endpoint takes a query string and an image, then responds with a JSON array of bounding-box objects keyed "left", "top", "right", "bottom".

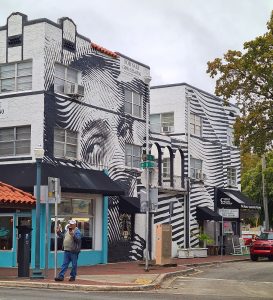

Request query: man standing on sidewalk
[{"left": 55, "top": 220, "right": 82, "bottom": 282}]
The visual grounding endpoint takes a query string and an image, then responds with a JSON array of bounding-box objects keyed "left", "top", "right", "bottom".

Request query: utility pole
[{"left": 262, "top": 154, "right": 269, "bottom": 230}]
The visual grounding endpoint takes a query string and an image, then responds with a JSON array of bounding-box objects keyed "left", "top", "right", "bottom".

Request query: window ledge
[
  {"left": 0, "top": 89, "right": 32, "bottom": 96},
  {"left": 124, "top": 113, "right": 144, "bottom": 121}
]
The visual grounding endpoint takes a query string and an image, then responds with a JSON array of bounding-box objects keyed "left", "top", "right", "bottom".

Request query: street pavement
[{"left": 0, "top": 255, "right": 249, "bottom": 291}]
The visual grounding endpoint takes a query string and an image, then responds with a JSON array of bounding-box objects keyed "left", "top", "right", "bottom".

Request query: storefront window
[
  {"left": 50, "top": 198, "right": 94, "bottom": 251},
  {"left": 223, "top": 221, "right": 238, "bottom": 235},
  {"left": 0, "top": 216, "right": 13, "bottom": 250}
]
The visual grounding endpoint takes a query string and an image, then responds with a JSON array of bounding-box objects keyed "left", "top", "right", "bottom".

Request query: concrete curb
[{"left": 0, "top": 258, "right": 250, "bottom": 292}]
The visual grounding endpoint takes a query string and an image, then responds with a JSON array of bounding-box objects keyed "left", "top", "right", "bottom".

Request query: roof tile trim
[
  {"left": 91, "top": 42, "right": 118, "bottom": 58},
  {"left": 0, "top": 181, "right": 36, "bottom": 204}
]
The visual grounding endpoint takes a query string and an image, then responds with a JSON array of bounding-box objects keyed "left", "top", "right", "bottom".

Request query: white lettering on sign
[
  {"left": 219, "top": 208, "right": 239, "bottom": 218},
  {"left": 220, "top": 197, "right": 233, "bottom": 206},
  {"left": 0, "top": 101, "right": 8, "bottom": 119}
]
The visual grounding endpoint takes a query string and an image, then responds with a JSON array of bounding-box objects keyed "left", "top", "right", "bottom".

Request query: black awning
[
  {"left": 217, "top": 188, "right": 260, "bottom": 209},
  {"left": 0, "top": 163, "right": 124, "bottom": 196},
  {"left": 119, "top": 196, "right": 141, "bottom": 214},
  {"left": 196, "top": 206, "right": 222, "bottom": 221}
]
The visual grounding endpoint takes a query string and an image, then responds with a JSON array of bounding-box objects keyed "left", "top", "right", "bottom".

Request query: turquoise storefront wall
[{"left": 1, "top": 195, "right": 108, "bottom": 268}]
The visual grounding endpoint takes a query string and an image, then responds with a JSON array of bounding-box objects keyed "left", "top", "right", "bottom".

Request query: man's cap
[{"left": 68, "top": 220, "right": 76, "bottom": 225}]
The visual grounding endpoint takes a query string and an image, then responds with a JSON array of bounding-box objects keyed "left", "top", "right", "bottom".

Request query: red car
[{"left": 250, "top": 232, "right": 273, "bottom": 261}]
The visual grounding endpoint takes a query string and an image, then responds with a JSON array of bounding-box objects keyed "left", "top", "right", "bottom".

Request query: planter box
[
  {"left": 192, "top": 248, "right": 208, "bottom": 258},
  {"left": 177, "top": 248, "right": 194, "bottom": 259}
]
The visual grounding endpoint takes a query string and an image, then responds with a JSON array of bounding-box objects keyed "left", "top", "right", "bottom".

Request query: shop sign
[
  {"left": 219, "top": 197, "right": 233, "bottom": 206},
  {"left": 119, "top": 56, "right": 150, "bottom": 81},
  {"left": 218, "top": 208, "right": 239, "bottom": 218}
]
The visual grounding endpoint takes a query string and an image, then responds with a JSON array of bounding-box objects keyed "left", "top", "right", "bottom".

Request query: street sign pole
[
  {"left": 45, "top": 194, "right": 49, "bottom": 277},
  {"left": 48, "top": 177, "right": 61, "bottom": 278}
]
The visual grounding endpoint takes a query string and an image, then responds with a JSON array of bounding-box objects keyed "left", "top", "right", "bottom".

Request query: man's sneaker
[
  {"left": 54, "top": 277, "right": 64, "bottom": 281},
  {"left": 69, "top": 277, "right": 75, "bottom": 282}
]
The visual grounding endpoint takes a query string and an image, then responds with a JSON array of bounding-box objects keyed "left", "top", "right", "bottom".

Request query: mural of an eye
[{"left": 81, "top": 119, "right": 111, "bottom": 168}]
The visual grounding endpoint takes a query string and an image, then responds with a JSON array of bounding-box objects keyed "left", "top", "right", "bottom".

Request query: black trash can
[{"left": 17, "top": 225, "right": 32, "bottom": 277}]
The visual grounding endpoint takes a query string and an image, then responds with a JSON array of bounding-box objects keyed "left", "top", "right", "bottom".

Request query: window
[
  {"left": 190, "top": 157, "right": 203, "bottom": 180},
  {"left": 124, "top": 89, "right": 142, "bottom": 118},
  {"left": 0, "top": 216, "right": 13, "bottom": 250},
  {"left": 0, "top": 61, "right": 32, "bottom": 93},
  {"left": 150, "top": 112, "right": 174, "bottom": 133},
  {"left": 190, "top": 113, "right": 202, "bottom": 137},
  {"left": 50, "top": 197, "right": 94, "bottom": 250},
  {"left": 0, "top": 126, "right": 31, "bottom": 157},
  {"left": 54, "top": 127, "right": 78, "bottom": 159},
  {"left": 54, "top": 63, "right": 81, "bottom": 95},
  {"left": 125, "top": 144, "right": 141, "bottom": 168},
  {"left": 227, "top": 127, "right": 234, "bottom": 146},
  {"left": 163, "top": 157, "right": 170, "bottom": 178},
  {"left": 227, "top": 167, "right": 236, "bottom": 186}
]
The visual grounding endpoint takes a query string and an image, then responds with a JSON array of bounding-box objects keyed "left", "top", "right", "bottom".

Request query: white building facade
[
  {"left": 149, "top": 83, "right": 259, "bottom": 256},
  {"left": 0, "top": 12, "right": 151, "bottom": 267}
]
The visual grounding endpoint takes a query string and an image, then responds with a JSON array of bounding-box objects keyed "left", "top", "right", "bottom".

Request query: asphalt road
[
  {"left": 156, "top": 260, "right": 273, "bottom": 299},
  {"left": 1, "top": 260, "right": 273, "bottom": 300}
]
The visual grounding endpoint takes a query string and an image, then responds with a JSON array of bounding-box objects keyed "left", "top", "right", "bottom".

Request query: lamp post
[
  {"left": 144, "top": 75, "right": 152, "bottom": 272},
  {"left": 31, "top": 146, "right": 45, "bottom": 279}
]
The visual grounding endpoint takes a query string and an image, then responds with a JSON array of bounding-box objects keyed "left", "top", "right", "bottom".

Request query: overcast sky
[{"left": 1, "top": 0, "right": 272, "bottom": 94}]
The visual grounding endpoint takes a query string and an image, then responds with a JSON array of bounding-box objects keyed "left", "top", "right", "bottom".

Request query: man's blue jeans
[{"left": 58, "top": 251, "right": 79, "bottom": 279}]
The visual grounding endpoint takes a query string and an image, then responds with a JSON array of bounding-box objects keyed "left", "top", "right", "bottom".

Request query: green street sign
[
  {"left": 140, "top": 161, "right": 155, "bottom": 168},
  {"left": 146, "top": 154, "right": 154, "bottom": 161}
]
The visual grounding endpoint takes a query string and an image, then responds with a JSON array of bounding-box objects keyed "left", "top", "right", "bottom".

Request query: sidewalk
[{"left": 0, "top": 255, "right": 249, "bottom": 291}]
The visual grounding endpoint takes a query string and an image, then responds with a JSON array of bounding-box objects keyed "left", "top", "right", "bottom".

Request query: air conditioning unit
[
  {"left": 227, "top": 179, "right": 236, "bottom": 186},
  {"left": 161, "top": 126, "right": 174, "bottom": 133},
  {"left": 196, "top": 170, "right": 205, "bottom": 181},
  {"left": 196, "top": 170, "right": 202, "bottom": 180},
  {"left": 64, "top": 83, "right": 84, "bottom": 98}
]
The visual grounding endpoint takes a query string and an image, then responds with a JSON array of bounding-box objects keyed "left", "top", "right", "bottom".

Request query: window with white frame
[
  {"left": 54, "top": 127, "right": 78, "bottom": 159},
  {"left": 54, "top": 63, "right": 82, "bottom": 95},
  {"left": 190, "top": 113, "right": 202, "bottom": 137},
  {"left": 124, "top": 89, "right": 142, "bottom": 118},
  {"left": 125, "top": 144, "right": 141, "bottom": 168},
  {"left": 0, "top": 125, "right": 31, "bottom": 157},
  {"left": 50, "top": 197, "right": 95, "bottom": 250},
  {"left": 163, "top": 157, "right": 170, "bottom": 178},
  {"left": 0, "top": 61, "right": 32, "bottom": 93},
  {"left": 227, "top": 167, "right": 236, "bottom": 186},
  {"left": 150, "top": 112, "right": 174, "bottom": 133},
  {"left": 190, "top": 157, "right": 203, "bottom": 180},
  {"left": 227, "top": 127, "right": 234, "bottom": 146}
]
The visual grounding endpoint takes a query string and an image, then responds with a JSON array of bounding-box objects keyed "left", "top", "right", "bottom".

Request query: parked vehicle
[
  {"left": 250, "top": 232, "right": 273, "bottom": 261},
  {"left": 242, "top": 233, "right": 258, "bottom": 246}
]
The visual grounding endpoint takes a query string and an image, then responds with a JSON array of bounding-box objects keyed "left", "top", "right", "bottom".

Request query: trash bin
[{"left": 17, "top": 225, "right": 32, "bottom": 277}]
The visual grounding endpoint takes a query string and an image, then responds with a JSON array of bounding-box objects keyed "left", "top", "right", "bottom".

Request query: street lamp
[{"left": 31, "top": 146, "right": 45, "bottom": 279}]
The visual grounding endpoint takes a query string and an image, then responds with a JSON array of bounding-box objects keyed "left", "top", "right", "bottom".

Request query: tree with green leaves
[
  {"left": 242, "top": 151, "right": 273, "bottom": 227},
  {"left": 207, "top": 11, "right": 273, "bottom": 155}
]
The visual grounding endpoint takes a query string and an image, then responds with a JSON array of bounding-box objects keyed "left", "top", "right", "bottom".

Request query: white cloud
[{"left": 0, "top": 0, "right": 272, "bottom": 94}]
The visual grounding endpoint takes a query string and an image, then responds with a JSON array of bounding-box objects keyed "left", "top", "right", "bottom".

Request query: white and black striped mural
[
  {"left": 150, "top": 84, "right": 240, "bottom": 253},
  {"left": 39, "top": 16, "right": 151, "bottom": 261},
  {"left": 0, "top": 13, "right": 242, "bottom": 261}
]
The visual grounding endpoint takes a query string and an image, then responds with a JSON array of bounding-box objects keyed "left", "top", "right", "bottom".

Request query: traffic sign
[{"left": 140, "top": 161, "right": 155, "bottom": 168}]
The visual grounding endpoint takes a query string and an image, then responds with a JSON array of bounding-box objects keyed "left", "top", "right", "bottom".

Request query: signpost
[
  {"left": 140, "top": 152, "right": 157, "bottom": 271},
  {"left": 48, "top": 177, "right": 61, "bottom": 278}
]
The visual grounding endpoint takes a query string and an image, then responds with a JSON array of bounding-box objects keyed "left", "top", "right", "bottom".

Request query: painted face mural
[{"left": 44, "top": 50, "right": 147, "bottom": 259}]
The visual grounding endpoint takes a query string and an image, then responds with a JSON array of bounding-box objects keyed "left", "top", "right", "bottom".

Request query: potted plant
[
  {"left": 197, "top": 233, "right": 214, "bottom": 248},
  {"left": 192, "top": 233, "right": 214, "bottom": 258}
]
